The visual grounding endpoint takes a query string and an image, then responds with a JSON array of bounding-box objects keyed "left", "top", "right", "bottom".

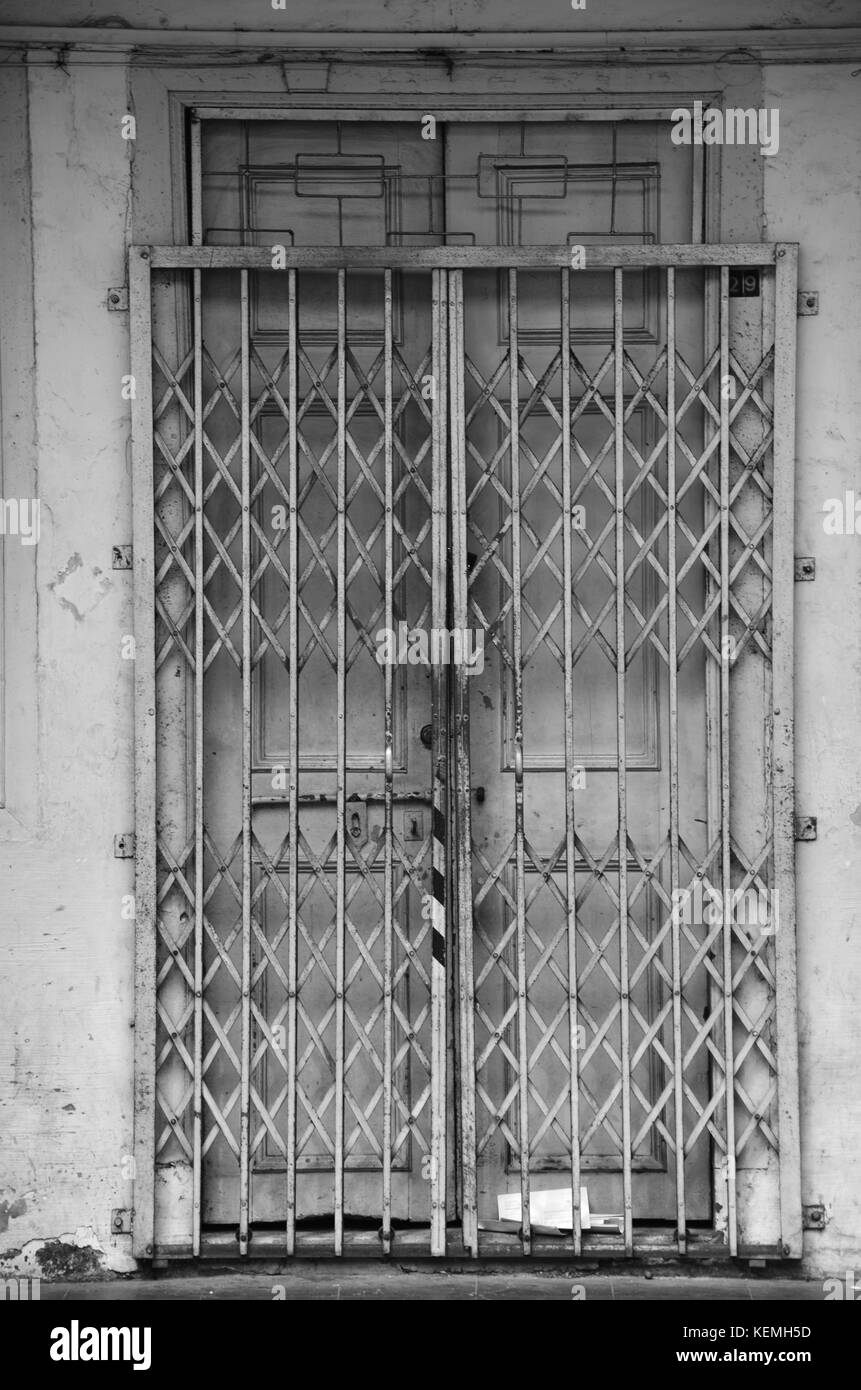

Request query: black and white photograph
[{"left": 0, "top": 0, "right": 858, "bottom": 1362}]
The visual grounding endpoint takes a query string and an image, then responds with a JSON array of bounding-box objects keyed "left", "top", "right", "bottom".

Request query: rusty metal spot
[
  {"left": 794, "top": 556, "right": 815, "bottom": 582},
  {"left": 794, "top": 816, "right": 817, "bottom": 841}
]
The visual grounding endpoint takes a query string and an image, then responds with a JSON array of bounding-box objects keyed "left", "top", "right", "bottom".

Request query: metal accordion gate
[{"left": 130, "top": 242, "right": 801, "bottom": 1261}]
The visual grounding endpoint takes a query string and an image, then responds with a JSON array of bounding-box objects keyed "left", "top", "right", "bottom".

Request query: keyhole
[
  {"left": 350, "top": 812, "right": 361, "bottom": 839},
  {"left": 410, "top": 817, "right": 419, "bottom": 836}
]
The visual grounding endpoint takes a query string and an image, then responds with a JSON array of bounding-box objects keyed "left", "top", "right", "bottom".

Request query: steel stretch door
[
  {"left": 136, "top": 253, "right": 452, "bottom": 1256},
  {"left": 132, "top": 244, "right": 799, "bottom": 1261},
  {"left": 447, "top": 249, "right": 800, "bottom": 1259}
]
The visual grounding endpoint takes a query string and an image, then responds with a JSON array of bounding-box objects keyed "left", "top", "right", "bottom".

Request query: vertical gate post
[
  {"left": 559, "top": 267, "right": 583, "bottom": 1256},
  {"left": 665, "top": 267, "right": 688, "bottom": 1254},
  {"left": 130, "top": 244, "right": 157, "bottom": 1260},
  {"left": 285, "top": 269, "right": 300, "bottom": 1256},
  {"left": 381, "top": 268, "right": 395, "bottom": 1256},
  {"left": 771, "top": 244, "right": 802, "bottom": 1259},
  {"left": 718, "top": 266, "right": 739, "bottom": 1256},
  {"left": 334, "top": 269, "right": 348, "bottom": 1256},
  {"left": 613, "top": 269, "right": 634, "bottom": 1256},
  {"left": 449, "top": 271, "right": 479, "bottom": 1258},
  {"left": 429, "top": 269, "right": 449, "bottom": 1255},
  {"left": 238, "top": 269, "right": 253, "bottom": 1256}
]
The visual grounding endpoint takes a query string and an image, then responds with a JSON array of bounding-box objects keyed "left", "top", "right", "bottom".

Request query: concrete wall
[
  {"left": 763, "top": 63, "right": 861, "bottom": 1279},
  {"left": 0, "top": 34, "right": 859, "bottom": 1280},
  {"left": 0, "top": 0, "right": 858, "bottom": 36},
  {"left": 0, "top": 57, "right": 138, "bottom": 1277}
]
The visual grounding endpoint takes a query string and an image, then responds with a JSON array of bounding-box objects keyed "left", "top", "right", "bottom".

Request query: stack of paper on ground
[{"left": 497, "top": 1186, "right": 591, "bottom": 1230}]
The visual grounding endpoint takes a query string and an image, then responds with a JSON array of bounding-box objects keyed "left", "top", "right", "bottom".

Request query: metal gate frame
[{"left": 130, "top": 241, "right": 800, "bottom": 1260}]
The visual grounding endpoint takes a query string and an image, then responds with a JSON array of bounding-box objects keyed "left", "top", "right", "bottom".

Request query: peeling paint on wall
[
  {"left": 48, "top": 556, "right": 112, "bottom": 622},
  {"left": 0, "top": 1227, "right": 136, "bottom": 1279}
]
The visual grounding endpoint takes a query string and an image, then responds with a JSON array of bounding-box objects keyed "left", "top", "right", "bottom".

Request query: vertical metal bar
[
  {"left": 130, "top": 246, "right": 157, "bottom": 1261},
  {"left": 614, "top": 268, "right": 634, "bottom": 1256},
  {"left": 238, "top": 269, "right": 253, "bottom": 1256},
  {"left": 718, "top": 265, "right": 738, "bottom": 1256},
  {"left": 509, "top": 270, "right": 531, "bottom": 1254},
  {"left": 187, "top": 113, "right": 203, "bottom": 1250},
  {"left": 285, "top": 268, "right": 299, "bottom": 1256},
  {"left": 665, "top": 268, "right": 687, "bottom": 1254},
  {"left": 429, "top": 268, "right": 448, "bottom": 1257},
  {"left": 559, "top": 269, "right": 582, "bottom": 1255},
  {"left": 771, "top": 245, "right": 802, "bottom": 1258},
  {"left": 191, "top": 261, "right": 204, "bottom": 1259},
  {"left": 703, "top": 255, "right": 726, "bottom": 1238},
  {"left": 335, "top": 268, "right": 347, "bottom": 1257},
  {"left": 190, "top": 116, "right": 203, "bottom": 249},
  {"left": 450, "top": 270, "right": 478, "bottom": 1258},
  {"left": 381, "top": 269, "right": 395, "bottom": 1256}
]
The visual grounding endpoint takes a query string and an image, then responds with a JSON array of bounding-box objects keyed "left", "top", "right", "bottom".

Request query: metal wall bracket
[
  {"left": 107, "top": 286, "right": 129, "bottom": 312},
  {"left": 114, "top": 833, "right": 136, "bottom": 858},
  {"left": 112, "top": 544, "right": 133, "bottom": 570},
  {"left": 794, "top": 816, "right": 817, "bottom": 842},
  {"left": 797, "top": 291, "right": 819, "bottom": 316},
  {"left": 111, "top": 1208, "right": 133, "bottom": 1234},
  {"left": 802, "top": 1204, "right": 827, "bottom": 1230},
  {"left": 794, "top": 556, "right": 815, "bottom": 581}
]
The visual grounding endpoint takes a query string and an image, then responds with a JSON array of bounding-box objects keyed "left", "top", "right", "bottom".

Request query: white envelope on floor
[{"left": 497, "top": 1186, "right": 591, "bottom": 1230}]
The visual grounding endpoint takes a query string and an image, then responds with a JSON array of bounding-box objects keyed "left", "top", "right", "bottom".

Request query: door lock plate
[{"left": 346, "top": 802, "right": 368, "bottom": 849}]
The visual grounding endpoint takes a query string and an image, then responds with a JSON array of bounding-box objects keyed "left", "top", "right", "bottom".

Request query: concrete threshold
[{"left": 41, "top": 1267, "right": 824, "bottom": 1301}]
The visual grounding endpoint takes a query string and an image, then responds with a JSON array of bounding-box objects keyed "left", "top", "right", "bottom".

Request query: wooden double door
[{"left": 184, "top": 116, "right": 714, "bottom": 1235}]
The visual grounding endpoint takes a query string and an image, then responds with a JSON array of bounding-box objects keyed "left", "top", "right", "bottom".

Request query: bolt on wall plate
[
  {"left": 794, "top": 816, "right": 817, "bottom": 842},
  {"left": 802, "top": 1204, "right": 827, "bottom": 1230},
  {"left": 111, "top": 1208, "right": 133, "bottom": 1234},
  {"left": 112, "top": 544, "right": 133, "bottom": 570},
  {"left": 107, "top": 286, "right": 129, "bottom": 312},
  {"left": 794, "top": 556, "right": 815, "bottom": 581},
  {"left": 797, "top": 291, "right": 819, "bottom": 316},
  {"left": 114, "top": 833, "right": 136, "bottom": 858}
]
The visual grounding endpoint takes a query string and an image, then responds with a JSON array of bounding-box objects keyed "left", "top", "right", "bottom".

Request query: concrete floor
[{"left": 40, "top": 1268, "right": 825, "bottom": 1300}]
